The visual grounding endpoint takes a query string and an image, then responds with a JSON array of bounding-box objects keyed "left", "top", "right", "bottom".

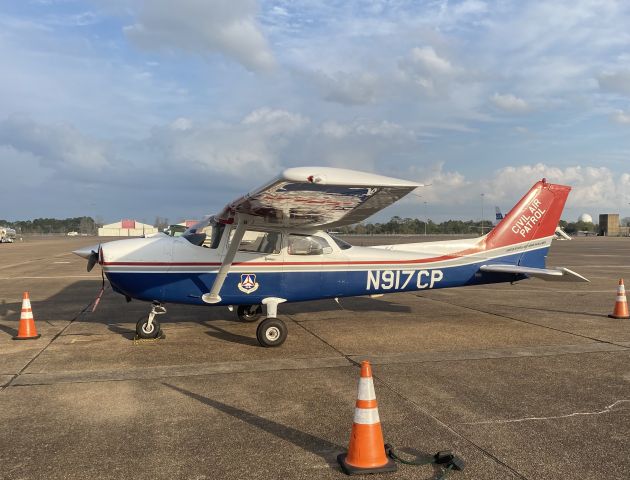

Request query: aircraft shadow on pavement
[
  {"left": 0, "top": 281, "right": 410, "bottom": 343},
  {"left": 202, "top": 321, "right": 261, "bottom": 347},
  {"left": 163, "top": 383, "right": 343, "bottom": 466}
]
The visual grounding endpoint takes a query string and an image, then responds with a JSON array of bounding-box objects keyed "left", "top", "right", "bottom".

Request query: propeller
[{"left": 72, "top": 244, "right": 101, "bottom": 272}]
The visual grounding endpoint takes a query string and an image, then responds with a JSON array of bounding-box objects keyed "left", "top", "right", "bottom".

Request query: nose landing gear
[{"left": 136, "top": 302, "right": 166, "bottom": 339}]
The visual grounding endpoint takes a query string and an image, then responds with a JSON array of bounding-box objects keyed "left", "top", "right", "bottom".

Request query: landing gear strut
[{"left": 136, "top": 302, "right": 166, "bottom": 339}]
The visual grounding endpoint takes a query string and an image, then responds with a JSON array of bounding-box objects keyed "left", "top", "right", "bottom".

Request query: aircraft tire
[
  {"left": 136, "top": 318, "right": 161, "bottom": 339},
  {"left": 256, "top": 318, "right": 287, "bottom": 347},
  {"left": 237, "top": 304, "right": 263, "bottom": 322}
]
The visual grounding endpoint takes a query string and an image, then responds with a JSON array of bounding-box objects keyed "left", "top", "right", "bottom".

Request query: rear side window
[{"left": 288, "top": 235, "right": 331, "bottom": 255}]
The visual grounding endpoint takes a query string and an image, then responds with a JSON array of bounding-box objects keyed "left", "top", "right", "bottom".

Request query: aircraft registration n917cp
[{"left": 74, "top": 167, "right": 587, "bottom": 347}]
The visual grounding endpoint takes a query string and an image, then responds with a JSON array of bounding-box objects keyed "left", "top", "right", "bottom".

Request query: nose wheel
[{"left": 136, "top": 303, "right": 166, "bottom": 339}]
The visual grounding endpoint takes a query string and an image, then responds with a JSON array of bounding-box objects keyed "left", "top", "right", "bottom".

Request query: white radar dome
[{"left": 578, "top": 213, "right": 593, "bottom": 223}]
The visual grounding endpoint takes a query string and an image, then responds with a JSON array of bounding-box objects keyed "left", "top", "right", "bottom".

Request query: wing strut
[{"left": 202, "top": 215, "right": 249, "bottom": 304}]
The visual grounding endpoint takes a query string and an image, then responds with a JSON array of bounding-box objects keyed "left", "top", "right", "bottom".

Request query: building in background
[
  {"left": 179, "top": 220, "right": 199, "bottom": 228},
  {"left": 98, "top": 219, "right": 157, "bottom": 237},
  {"left": 598, "top": 214, "right": 620, "bottom": 236}
]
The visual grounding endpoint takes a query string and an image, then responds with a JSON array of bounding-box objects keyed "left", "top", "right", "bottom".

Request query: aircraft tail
[
  {"left": 482, "top": 179, "right": 571, "bottom": 252},
  {"left": 495, "top": 206, "right": 503, "bottom": 224}
]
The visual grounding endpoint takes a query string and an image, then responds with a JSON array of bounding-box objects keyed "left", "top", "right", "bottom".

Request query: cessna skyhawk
[{"left": 74, "top": 167, "right": 587, "bottom": 347}]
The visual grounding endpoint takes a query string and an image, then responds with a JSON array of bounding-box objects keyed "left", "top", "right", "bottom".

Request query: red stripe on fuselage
[{"left": 101, "top": 246, "right": 486, "bottom": 267}]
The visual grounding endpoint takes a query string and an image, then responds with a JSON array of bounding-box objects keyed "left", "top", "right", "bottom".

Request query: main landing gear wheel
[
  {"left": 256, "top": 318, "right": 287, "bottom": 347},
  {"left": 237, "top": 304, "right": 263, "bottom": 323}
]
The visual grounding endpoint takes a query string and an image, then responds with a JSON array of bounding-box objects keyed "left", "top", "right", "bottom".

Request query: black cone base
[
  {"left": 13, "top": 334, "right": 41, "bottom": 340},
  {"left": 337, "top": 453, "right": 397, "bottom": 476}
]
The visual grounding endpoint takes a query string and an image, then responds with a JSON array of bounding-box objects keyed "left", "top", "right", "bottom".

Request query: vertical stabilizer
[{"left": 483, "top": 179, "right": 571, "bottom": 251}]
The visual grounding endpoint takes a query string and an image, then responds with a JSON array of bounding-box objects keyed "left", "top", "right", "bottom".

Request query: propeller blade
[{"left": 87, "top": 251, "right": 98, "bottom": 272}]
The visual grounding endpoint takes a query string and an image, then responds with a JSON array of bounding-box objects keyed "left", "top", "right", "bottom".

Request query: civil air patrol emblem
[{"left": 238, "top": 274, "right": 259, "bottom": 294}]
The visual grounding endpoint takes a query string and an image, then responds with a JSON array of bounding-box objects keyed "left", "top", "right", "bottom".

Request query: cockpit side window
[
  {"left": 183, "top": 217, "right": 225, "bottom": 248},
  {"left": 287, "top": 234, "right": 331, "bottom": 255}
]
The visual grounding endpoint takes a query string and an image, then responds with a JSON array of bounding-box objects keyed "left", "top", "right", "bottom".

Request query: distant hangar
[{"left": 98, "top": 219, "right": 157, "bottom": 237}]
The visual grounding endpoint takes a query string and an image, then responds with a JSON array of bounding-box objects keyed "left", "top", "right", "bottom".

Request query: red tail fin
[{"left": 484, "top": 179, "right": 571, "bottom": 250}]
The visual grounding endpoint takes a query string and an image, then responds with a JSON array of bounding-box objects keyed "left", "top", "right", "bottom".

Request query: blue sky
[{"left": 1, "top": 0, "right": 629, "bottom": 224}]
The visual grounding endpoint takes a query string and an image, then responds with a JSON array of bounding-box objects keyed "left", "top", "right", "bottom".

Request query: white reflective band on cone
[
  {"left": 353, "top": 407, "right": 380, "bottom": 424},
  {"left": 357, "top": 377, "right": 376, "bottom": 400},
  {"left": 617, "top": 296, "right": 626, "bottom": 302},
  {"left": 22, "top": 312, "right": 33, "bottom": 319}
]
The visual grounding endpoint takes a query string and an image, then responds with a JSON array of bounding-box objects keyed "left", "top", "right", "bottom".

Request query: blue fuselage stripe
[{"left": 105, "top": 247, "right": 548, "bottom": 305}]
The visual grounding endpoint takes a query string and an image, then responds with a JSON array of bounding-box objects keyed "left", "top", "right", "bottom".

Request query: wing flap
[
  {"left": 219, "top": 167, "right": 420, "bottom": 229},
  {"left": 479, "top": 264, "right": 589, "bottom": 282}
]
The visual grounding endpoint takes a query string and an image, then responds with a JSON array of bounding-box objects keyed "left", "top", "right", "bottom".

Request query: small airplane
[
  {"left": 74, "top": 167, "right": 587, "bottom": 347},
  {"left": 495, "top": 206, "right": 504, "bottom": 225}
]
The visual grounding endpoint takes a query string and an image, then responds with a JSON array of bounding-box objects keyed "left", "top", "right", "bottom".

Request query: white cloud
[
  {"left": 241, "top": 108, "right": 309, "bottom": 134},
  {"left": 598, "top": 71, "right": 630, "bottom": 95},
  {"left": 305, "top": 70, "right": 379, "bottom": 105},
  {"left": 405, "top": 162, "right": 630, "bottom": 214},
  {"left": 398, "top": 46, "right": 459, "bottom": 95},
  {"left": 484, "top": 164, "right": 630, "bottom": 209},
  {"left": 611, "top": 110, "right": 630, "bottom": 124},
  {"left": 320, "top": 120, "right": 411, "bottom": 139},
  {"left": 491, "top": 93, "right": 530, "bottom": 112},
  {"left": 452, "top": 0, "right": 488, "bottom": 17},
  {"left": 0, "top": 114, "right": 110, "bottom": 171},
  {"left": 408, "top": 162, "right": 470, "bottom": 203},
  {"left": 123, "top": 0, "right": 275, "bottom": 72},
  {"left": 171, "top": 117, "right": 193, "bottom": 131}
]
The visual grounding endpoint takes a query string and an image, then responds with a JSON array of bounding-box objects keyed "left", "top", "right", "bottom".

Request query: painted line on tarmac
[
  {"left": 8, "top": 356, "right": 352, "bottom": 386},
  {"left": 351, "top": 342, "right": 627, "bottom": 366},
  {"left": 420, "top": 295, "right": 630, "bottom": 348},
  {"left": 10, "top": 342, "right": 629, "bottom": 387},
  {"left": 0, "top": 258, "right": 47, "bottom": 270}
]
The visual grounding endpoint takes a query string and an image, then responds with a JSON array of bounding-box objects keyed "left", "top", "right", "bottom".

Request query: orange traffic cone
[
  {"left": 13, "top": 292, "right": 41, "bottom": 340},
  {"left": 609, "top": 279, "right": 630, "bottom": 319},
  {"left": 338, "top": 360, "right": 396, "bottom": 475}
]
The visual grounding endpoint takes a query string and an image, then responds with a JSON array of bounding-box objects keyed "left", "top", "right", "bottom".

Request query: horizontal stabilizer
[{"left": 479, "top": 264, "right": 589, "bottom": 282}]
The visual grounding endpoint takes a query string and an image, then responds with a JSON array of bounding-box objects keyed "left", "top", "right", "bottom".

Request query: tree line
[
  {"left": 0, "top": 217, "right": 98, "bottom": 234},
  {"left": 2, "top": 215, "right": 622, "bottom": 236}
]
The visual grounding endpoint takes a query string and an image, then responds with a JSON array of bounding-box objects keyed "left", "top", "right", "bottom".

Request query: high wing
[{"left": 217, "top": 167, "right": 421, "bottom": 229}]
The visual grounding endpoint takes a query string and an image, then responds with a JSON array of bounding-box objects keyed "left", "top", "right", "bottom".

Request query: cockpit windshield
[
  {"left": 328, "top": 233, "right": 352, "bottom": 250},
  {"left": 182, "top": 216, "right": 225, "bottom": 248}
]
